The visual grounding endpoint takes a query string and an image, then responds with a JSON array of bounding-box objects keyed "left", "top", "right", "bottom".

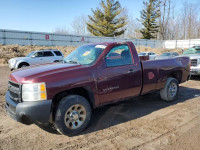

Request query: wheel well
[
  {"left": 18, "top": 62, "right": 30, "bottom": 68},
  {"left": 51, "top": 87, "right": 95, "bottom": 122},
  {"left": 169, "top": 71, "right": 182, "bottom": 83}
]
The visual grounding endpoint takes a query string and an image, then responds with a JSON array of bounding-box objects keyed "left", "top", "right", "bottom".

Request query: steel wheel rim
[
  {"left": 168, "top": 82, "right": 177, "bottom": 98},
  {"left": 64, "top": 104, "right": 86, "bottom": 129}
]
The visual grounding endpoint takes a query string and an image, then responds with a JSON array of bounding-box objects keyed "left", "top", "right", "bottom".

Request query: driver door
[
  {"left": 31, "top": 51, "right": 44, "bottom": 65},
  {"left": 96, "top": 44, "right": 142, "bottom": 105}
]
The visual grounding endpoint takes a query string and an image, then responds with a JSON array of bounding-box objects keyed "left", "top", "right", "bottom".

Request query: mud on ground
[{"left": 0, "top": 66, "right": 200, "bottom": 150}]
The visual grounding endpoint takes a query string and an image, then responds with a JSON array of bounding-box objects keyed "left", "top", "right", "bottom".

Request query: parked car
[
  {"left": 155, "top": 52, "right": 179, "bottom": 60},
  {"left": 8, "top": 49, "right": 64, "bottom": 70},
  {"left": 5, "top": 42, "right": 190, "bottom": 136},
  {"left": 182, "top": 46, "right": 200, "bottom": 75},
  {"left": 138, "top": 52, "right": 158, "bottom": 60}
]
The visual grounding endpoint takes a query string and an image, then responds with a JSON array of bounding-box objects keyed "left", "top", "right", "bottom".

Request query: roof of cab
[{"left": 83, "top": 41, "right": 132, "bottom": 46}]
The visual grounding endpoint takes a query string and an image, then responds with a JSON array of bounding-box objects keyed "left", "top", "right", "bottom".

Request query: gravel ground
[{"left": 0, "top": 66, "right": 200, "bottom": 150}]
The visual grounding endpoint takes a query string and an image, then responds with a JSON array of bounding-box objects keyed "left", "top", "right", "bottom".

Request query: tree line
[{"left": 54, "top": 0, "right": 200, "bottom": 40}]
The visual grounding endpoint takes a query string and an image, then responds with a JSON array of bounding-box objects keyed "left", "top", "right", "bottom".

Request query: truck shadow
[
  {"left": 190, "top": 76, "right": 200, "bottom": 81},
  {"left": 82, "top": 86, "right": 200, "bottom": 135},
  {"left": 36, "top": 85, "right": 200, "bottom": 135}
]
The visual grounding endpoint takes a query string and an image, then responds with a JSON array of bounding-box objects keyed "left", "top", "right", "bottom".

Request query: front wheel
[
  {"left": 54, "top": 95, "right": 91, "bottom": 136},
  {"left": 160, "top": 77, "right": 179, "bottom": 101},
  {"left": 18, "top": 63, "right": 29, "bottom": 68}
]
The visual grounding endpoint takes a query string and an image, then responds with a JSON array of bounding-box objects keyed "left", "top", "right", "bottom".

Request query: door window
[
  {"left": 105, "top": 45, "right": 133, "bottom": 67},
  {"left": 43, "top": 51, "right": 54, "bottom": 57},
  {"left": 54, "top": 51, "right": 62, "bottom": 56},
  {"left": 34, "top": 52, "right": 43, "bottom": 57}
]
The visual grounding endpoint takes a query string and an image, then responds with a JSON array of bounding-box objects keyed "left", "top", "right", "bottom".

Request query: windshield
[
  {"left": 161, "top": 53, "right": 171, "bottom": 56},
  {"left": 64, "top": 44, "right": 106, "bottom": 65},
  {"left": 183, "top": 48, "right": 200, "bottom": 55},
  {"left": 26, "top": 51, "right": 35, "bottom": 57}
]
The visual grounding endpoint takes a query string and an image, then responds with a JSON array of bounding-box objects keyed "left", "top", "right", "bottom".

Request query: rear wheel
[
  {"left": 160, "top": 77, "right": 179, "bottom": 101},
  {"left": 54, "top": 95, "right": 91, "bottom": 136}
]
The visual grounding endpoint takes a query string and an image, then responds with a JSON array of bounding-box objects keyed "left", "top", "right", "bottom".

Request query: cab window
[
  {"left": 105, "top": 45, "right": 133, "bottom": 67},
  {"left": 43, "top": 51, "right": 54, "bottom": 57}
]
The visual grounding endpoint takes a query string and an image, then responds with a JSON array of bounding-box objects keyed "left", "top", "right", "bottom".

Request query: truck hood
[
  {"left": 181, "top": 54, "right": 200, "bottom": 59},
  {"left": 10, "top": 57, "right": 28, "bottom": 61},
  {"left": 9, "top": 63, "right": 83, "bottom": 83}
]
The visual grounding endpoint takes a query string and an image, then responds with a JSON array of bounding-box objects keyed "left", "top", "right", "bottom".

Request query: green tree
[
  {"left": 87, "top": 0, "right": 127, "bottom": 37},
  {"left": 139, "top": 0, "right": 160, "bottom": 39}
]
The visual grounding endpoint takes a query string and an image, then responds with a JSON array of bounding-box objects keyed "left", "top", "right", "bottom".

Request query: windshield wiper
[{"left": 65, "top": 60, "right": 80, "bottom": 65}]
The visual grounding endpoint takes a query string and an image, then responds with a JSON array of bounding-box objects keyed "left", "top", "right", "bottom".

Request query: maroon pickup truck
[{"left": 5, "top": 42, "right": 190, "bottom": 136}]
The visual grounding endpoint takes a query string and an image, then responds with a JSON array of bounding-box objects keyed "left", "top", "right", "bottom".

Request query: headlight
[
  {"left": 9, "top": 59, "right": 17, "bottom": 65},
  {"left": 22, "top": 82, "right": 47, "bottom": 101},
  {"left": 10, "top": 59, "right": 16, "bottom": 64}
]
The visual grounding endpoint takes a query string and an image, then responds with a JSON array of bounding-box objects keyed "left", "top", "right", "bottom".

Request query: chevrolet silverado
[{"left": 5, "top": 42, "right": 190, "bottom": 136}]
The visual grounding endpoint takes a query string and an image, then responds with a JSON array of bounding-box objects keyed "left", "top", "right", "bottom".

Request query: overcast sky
[{"left": 0, "top": 0, "right": 199, "bottom": 33}]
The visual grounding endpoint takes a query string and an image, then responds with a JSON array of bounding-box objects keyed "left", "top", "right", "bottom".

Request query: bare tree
[
  {"left": 53, "top": 26, "right": 69, "bottom": 35},
  {"left": 180, "top": 2, "right": 199, "bottom": 39},
  {"left": 164, "top": 4, "right": 182, "bottom": 40},
  {"left": 198, "top": 19, "right": 200, "bottom": 38},
  {"left": 71, "top": 15, "right": 88, "bottom": 35},
  {"left": 167, "top": 16, "right": 181, "bottom": 40},
  {"left": 118, "top": 7, "right": 129, "bottom": 38},
  {"left": 160, "top": 1, "right": 200, "bottom": 40},
  {"left": 158, "top": 0, "right": 172, "bottom": 40},
  {"left": 125, "top": 16, "right": 142, "bottom": 39}
]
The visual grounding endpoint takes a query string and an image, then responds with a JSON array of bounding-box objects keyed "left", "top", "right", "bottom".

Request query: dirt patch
[{"left": 0, "top": 66, "right": 200, "bottom": 150}]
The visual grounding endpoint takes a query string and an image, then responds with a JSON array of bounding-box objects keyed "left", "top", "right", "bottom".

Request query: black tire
[
  {"left": 53, "top": 60, "right": 59, "bottom": 63},
  {"left": 54, "top": 95, "right": 91, "bottom": 136},
  {"left": 18, "top": 62, "right": 29, "bottom": 68},
  {"left": 160, "top": 77, "right": 179, "bottom": 101}
]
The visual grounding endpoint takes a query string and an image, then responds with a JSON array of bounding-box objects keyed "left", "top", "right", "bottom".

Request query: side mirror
[{"left": 31, "top": 55, "right": 36, "bottom": 58}]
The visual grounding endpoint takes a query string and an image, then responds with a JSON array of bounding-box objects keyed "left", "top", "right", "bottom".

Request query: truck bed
[{"left": 140, "top": 57, "right": 190, "bottom": 95}]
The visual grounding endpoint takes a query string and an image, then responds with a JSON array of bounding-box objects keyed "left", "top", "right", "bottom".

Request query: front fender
[{"left": 15, "top": 60, "right": 29, "bottom": 69}]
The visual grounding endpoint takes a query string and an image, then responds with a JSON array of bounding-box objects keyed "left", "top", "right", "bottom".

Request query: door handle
[{"left": 128, "top": 69, "right": 136, "bottom": 73}]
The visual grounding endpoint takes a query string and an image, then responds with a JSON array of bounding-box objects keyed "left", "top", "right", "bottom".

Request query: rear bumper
[{"left": 5, "top": 91, "right": 52, "bottom": 124}]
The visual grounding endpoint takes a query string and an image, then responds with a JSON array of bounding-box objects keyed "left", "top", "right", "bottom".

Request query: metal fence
[
  {"left": 0, "top": 29, "right": 199, "bottom": 49},
  {"left": 0, "top": 29, "right": 164, "bottom": 48},
  {"left": 164, "top": 39, "right": 200, "bottom": 49}
]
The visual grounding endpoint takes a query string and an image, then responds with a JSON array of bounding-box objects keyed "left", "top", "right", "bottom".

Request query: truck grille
[
  {"left": 8, "top": 81, "right": 22, "bottom": 102},
  {"left": 191, "top": 59, "right": 198, "bottom": 66}
]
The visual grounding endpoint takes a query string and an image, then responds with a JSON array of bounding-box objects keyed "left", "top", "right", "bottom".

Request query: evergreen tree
[
  {"left": 139, "top": 0, "right": 160, "bottom": 39},
  {"left": 87, "top": 0, "right": 127, "bottom": 37}
]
